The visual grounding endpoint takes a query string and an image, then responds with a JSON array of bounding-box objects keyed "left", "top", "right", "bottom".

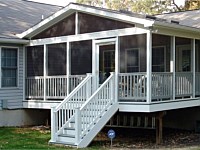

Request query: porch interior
[{"left": 25, "top": 34, "right": 200, "bottom": 111}]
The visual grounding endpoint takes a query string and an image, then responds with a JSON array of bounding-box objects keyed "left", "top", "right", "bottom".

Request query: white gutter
[{"left": 0, "top": 38, "right": 29, "bottom": 44}]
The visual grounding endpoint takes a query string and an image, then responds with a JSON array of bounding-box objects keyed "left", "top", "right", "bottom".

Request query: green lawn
[{"left": 0, "top": 127, "right": 104, "bottom": 149}]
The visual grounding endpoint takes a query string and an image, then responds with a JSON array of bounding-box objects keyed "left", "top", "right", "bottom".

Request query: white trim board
[
  {"left": 119, "top": 98, "right": 200, "bottom": 112},
  {"left": 23, "top": 100, "right": 60, "bottom": 109},
  {"left": 29, "top": 27, "right": 147, "bottom": 46}
]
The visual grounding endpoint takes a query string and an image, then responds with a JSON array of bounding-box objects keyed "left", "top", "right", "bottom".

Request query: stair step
[
  {"left": 58, "top": 134, "right": 75, "bottom": 143},
  {"left": 49, "top": 140, "right": 76, "bottom": 147},
  {"left": 64, "top": 127, "right": 75, "bottom": 135},
  {"left": 59, "top": 134, "right": 75, "bottom": 138}
]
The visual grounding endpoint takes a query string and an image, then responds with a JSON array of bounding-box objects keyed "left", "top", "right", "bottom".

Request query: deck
[{"left": 24, "top": 72, "right": 200, "bottom": 111}]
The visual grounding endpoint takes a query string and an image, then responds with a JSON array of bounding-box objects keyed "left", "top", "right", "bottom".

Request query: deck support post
[
  {"left": 146, "top": 30, "right": 152, "bottom": 103},
  {"left": 43, "top": 44, "right": 47, "bottom": 101},
  {"left": 192, "top": 39, "right": 196, "bottom": 98},
  {"left": 171, "top": 36, "right": 176, "bottom": 100},
  {"left": 156, "top": 111, "right": 165, "bottom": 145}
]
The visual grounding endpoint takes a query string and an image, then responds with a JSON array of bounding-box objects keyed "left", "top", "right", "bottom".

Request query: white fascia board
[
  {"left": 23, "top": 100, "right": 60, "bottom": 109},
  {"left": 17, "top": 3, "right": 154, "bottom": 39},
  {"left": 29, "top": 27, "right": 147, "bottom": 46},
  {"left": 119, "top": 99, "right": 200, "bottom": 113},
  {"left": 154, "top": 21, "right": 200, "bottom": 39},
  {"left": 0, "top": 38, "right": 29, "bottom": 44},
  {"left": 70, "top": 4, "right": 154, "bottom": 27}
]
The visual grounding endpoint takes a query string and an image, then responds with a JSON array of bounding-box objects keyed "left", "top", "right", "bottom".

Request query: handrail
[
  {"left": 55, "top": 73, "right": 92, "bottom": 111},
  {"left": 51, "top": 73, "right": 93, "bottom": 138},
  {"left": 76, "top": 73, "right": 115, "bottom": 141},
  {"left": 80, "top": 73, "right": 114, "bottom": 110}
]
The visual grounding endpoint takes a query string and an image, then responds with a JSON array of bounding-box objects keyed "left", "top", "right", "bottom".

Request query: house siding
[{"left": 0, "top": 43, "right": 24, "bottom": 109}]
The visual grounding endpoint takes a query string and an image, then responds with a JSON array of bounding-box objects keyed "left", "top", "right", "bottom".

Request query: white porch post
[
  {"left": 171, "top": 36, "right": 176, "bottom": 100},
  {"left": 192, "top": 39, "right": 196, "bottom": 98},
  {"left": 43, "top": 44, "right": 48, "bottom": 101},
  {"left": 66, "top": 42, "right": 71, "bottom": 95},
  {"left": 92, "top": 40, "right": 97, "bottom": 91},
  {"left": 23, "top": 46, "right": 26, "bottom": 101},
  {"left": 75, "top": 11, "right": 79, "bottom": 35},
  {"left": 146, "top": 30, "right": 152, "bottom": 103},
  {"left": 115, "top": 36, "right": 120, "bottom": 102}
]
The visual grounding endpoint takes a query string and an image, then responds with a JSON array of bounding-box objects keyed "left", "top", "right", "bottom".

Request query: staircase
[{"left": 49, "top": 72, "right": 118, "bottom": 148}]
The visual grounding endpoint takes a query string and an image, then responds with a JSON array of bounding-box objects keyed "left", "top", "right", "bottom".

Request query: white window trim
[
  {"left": 152, "top": 46, "right": 166, "bottom": 72},
  {"left": 125, "top": 48, "right": 140, "bottom": 72},
  {"left": 0, "top": 46, "right": 19, "bottom": 89}
]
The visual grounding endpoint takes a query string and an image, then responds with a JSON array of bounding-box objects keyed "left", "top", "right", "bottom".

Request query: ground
[
  {"left": 92, "top": 127, "right": 200, "bottom": 149},
  {"left": 0, "top": 126, "right": 200, "bottom": 149}
]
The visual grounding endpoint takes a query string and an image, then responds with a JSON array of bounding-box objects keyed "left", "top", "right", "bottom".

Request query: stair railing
[
  {"left": 51, "top": 73, "right": 93, "bottom": 142},
  {"left": 75, "top": 72, "right": 115, "bottom": 144}
]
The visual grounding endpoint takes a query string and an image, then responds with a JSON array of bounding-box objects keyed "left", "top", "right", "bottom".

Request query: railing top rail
[
  {"left": 80, "top": 73, "right": 114, "bottom": 111},
  {"left": 152, "top": 72, "right": 173, "bottom": 75},
  {"left": 26, "top": 74, "right": 87, "bottom": 79},
  {"left": 26, "top": 76, "right": 44, "bottom": 79},
  {"left": 119, "top": 72, "right": 146, "bottom": 76},
  {"left": 176, "top": 72, "right": 193, "bottom": 74},
  {"left": 54, "top": 73, "right": 92, "bottom": 111}
]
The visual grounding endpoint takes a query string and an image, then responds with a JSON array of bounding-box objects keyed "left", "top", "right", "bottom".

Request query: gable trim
[{"left": 17, "top": 3, "right": 154, "bottom": 39}]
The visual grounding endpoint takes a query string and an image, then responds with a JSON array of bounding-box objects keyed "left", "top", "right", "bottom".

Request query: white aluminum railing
[
  {"left": 152, "top": 73, "right": 173, "bottom": 99},
  {"left": 51, "top": 73, "right": 93, "bottom": 141},
  {"left": 26, "top": 76, "right": 44, "bottom": 99},
  {"left": 175, "top": 72, "right": 193, "bottom": 97},
  {"left": 118, "top": 73, "right": 147, "bottom": 101},
  {"left": 46, "top": 75, "right": 86, "bottom": 99},
  {"left": 26, "top": 75, "right": 86, "bottom": 99},
  {"left": 75, "top": 72, "right": 115, "bottom": 143}
]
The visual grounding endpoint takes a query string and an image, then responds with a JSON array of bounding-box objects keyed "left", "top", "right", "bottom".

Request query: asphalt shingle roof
[
  {"left": 0, "top": 0, "right": 61, "bottom": 39},
  {"left": 156, "top": 9, "right": 200, "bottom": 29}
]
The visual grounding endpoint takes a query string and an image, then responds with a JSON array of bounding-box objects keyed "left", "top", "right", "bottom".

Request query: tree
[
  {"left": 76, "top": 0, "right": 200, "bottom": 15},
  {"left": 76, "top": 0, "right": 177, "bottom": 15},
  {"left": 184, "top": 0, "right": 200, "bottom": 10}
]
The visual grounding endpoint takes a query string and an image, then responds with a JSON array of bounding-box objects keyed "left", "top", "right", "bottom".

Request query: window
[
  {"left": 103, "top": 50, "right": 115, "bottom": 72},
  {"left": 152, "top": 47, "right": 165, "bottom": 72},
  {"left": 1, "top": 47, "right": 18, "bottom": 87},
  {"left": 126, "top": 49, "right": 139, "bottom": 72}
]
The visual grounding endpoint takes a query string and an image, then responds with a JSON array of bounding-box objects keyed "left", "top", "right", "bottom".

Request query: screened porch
[{"left": 25, "top": 33, "right": 200, "bottom": 104}]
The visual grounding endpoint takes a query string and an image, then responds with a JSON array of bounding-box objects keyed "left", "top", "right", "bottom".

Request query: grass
[{"left": 0, "top": 127, "right": 105, "bottom": 149}]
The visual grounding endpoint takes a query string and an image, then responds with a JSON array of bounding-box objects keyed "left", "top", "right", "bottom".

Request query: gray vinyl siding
[
  {"left": 0, "top": 100, "right": 2, "bottom": 109},
  {"left": 0, "top": 43, "right": 24, "bottom": 109}
]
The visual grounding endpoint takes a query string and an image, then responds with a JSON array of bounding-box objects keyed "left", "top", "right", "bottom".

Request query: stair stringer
[{"left": 77, "top": 103, "right": 118, "bottom": 148}]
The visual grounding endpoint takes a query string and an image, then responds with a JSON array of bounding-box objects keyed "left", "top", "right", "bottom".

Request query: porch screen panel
[
  {"left": 32, "top": 13, "right": 75, "bottom": 39},
  {"left": 26, "top": 46, "right": 44, "bottom": 76},
  {"left": 79, "top": 12, "right": 134, "bottom": 34},
  {"left": 175, "top": 37, "right": 191, "bottom": 72},
  {"left": 71, "top": 40, "right": 92, "bottom": 75},
  {"left": 47, "top": 43, "right": 66, "bottom": 76},
  {"left": 152, "top": 34, "right": 171, "bottom": 72},
  {"left": 119, "top": 34, "right": 146, "bottom": 73}
]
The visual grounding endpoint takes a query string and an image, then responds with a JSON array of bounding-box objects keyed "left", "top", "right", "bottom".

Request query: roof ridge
[{"left": 156, "top": 8, "right": 200, "bottom": 16}]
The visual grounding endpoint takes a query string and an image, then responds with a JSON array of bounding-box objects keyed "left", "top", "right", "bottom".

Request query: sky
[{"left": 28, "top": 0, "right": 185, "bottom": 7}]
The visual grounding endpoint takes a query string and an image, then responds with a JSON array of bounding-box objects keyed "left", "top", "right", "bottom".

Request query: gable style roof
[
  {"left": 157, "top": 9, "right": 200, "bottom": 29},
  {"left": 18, "top": 3, "right": 200, "bottom": 39},
  {"left": 0, "top": 0, "right": 61, "bottom": 39}
]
